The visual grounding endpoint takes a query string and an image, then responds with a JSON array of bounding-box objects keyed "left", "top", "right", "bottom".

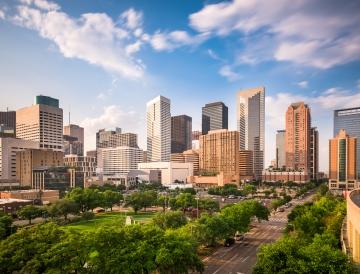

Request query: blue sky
[{"left": 0, "top": 0, "right": 360, "bottom": 172}]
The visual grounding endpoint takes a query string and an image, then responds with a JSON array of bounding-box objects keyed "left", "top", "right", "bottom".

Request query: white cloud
[
  {"left": 10, "top": 1, "right": 144, "bottom": 79},
  {"left": 0, "top": 9, "right": 5, "bottom": 19},
  {"left": 265, "top": 88, "right": 360, "bottom": 172},
  {"left": 120, "top": 8, "right": 143, "bottom": 30},
  {"left": 218, "top": 65, "right": 241, "bottom": 82},
  {"left": 297, "top": 81, "right": 308, "bottom": 88},
  {"left": 189, "top": 0, "right": 360, "bottom": 69},
  {"left": 150, "top": 30, "right": 209, "bottom": 51}
]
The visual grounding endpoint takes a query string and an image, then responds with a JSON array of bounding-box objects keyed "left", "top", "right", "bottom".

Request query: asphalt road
[{"left": 203, "top": 193, "right": 314, "bottom": 274}]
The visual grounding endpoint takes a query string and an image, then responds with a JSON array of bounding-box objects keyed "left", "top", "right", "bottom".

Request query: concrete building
[
  {"left": 346, "top": 189, "right": 360, "bottom": 264},
  {"left": 285, "top": 102, "right": 311, "bottom": 173},
  {"left": 310, "top": 127, "right": 319, "bottom": 180},
  {"left": 0, "top": 110, "right": 16, "bottom": 137},
  {"left": 64, "top": 155, "right": 96, "bottom": 178},
  {"left": 237, "top": 87, "right": 265, "bottom": 179},
  {"left": 334, "top": 107, "right": 360, "bottom": 179},
  {"left": 171, "top": 115, "right": 192, "bottom": 153},
  {"left": 329, "top": 129, "right": 358, "bottom": 191},
  {"left": 0, "top": 138, "right": 39, "bottom": 182},
  {"left": 239, "top": 150, "right": 254, "bottom": 180},
  {"left": 96, "top": 128, "right": 138, "bottom": 149},
  {"left": 188, "top": 173, "right": 240, "bottom": 188},
  {"left": 16, "top": 95, "right": 63, "bottom": 151},
  {"left": 276, "top": 130, "right": 286, "bottom": 169},
  {"left": 0, "top": 199, "right": 32, "bottom": 214},
  {"left": 0, "top": 189, "right": 59, "bottom": 203},
  {"left": 98, "top": 146, "right": 143, "bottom": 176},
  {"left": 138, "top": 162, "right": 193, "bottom": 185},
  {"left": 200, "top": 129, "right": 240, "bottom": 180},
  {"left": 63, "top": 124, "right": 84, "bottom": 156},
  {"left": 202, "top": 102, "right": 228, "bottom": 135},
  {"left": 192, "top": 130, "right": 202, "bottom": 141},
  {"left": 16, "top": 149, "right": 64, "bottom": 186},
  {"left": 146, "top": 96, "right": 171, "bottom": 162},
  {"left": 262, "top": 170, "right": 310, "bottom": 183},
  {"left": 171, "top": 149, "right": 199, "bottom": 176}
]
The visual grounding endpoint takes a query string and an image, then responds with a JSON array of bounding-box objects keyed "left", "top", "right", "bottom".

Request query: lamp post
[{"left": 195, "top": 197, "right": 200, "bottom": 219}]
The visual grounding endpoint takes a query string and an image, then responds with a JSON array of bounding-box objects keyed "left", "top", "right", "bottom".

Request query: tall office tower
[
  {"left": 96, "top": 128, "right": 138, "bottom": 149},
  {"left": 63, "top": 124, "right": 84, "bottom": 156},
  {"left": 97, "top": 146, "right": 143, "bottom": 176},
  {"left": 276, "top": 130, "right": 286, "bottom": 169},
  {"left": 310, "top": 127, "right": 319, "bottom": 180},
  {"left": 239, "top": 150, "right": 254, "bottom": 179},
  {"left": 171, "top": 115, "right": 192, "bottom": 153},
  {"left": 334, "top": 107, "right": 360, "bottom": 179},
  {"left": 146, "top": 96, "right": 171, "bottom": 162},
  {"left": 0, "top": 138, "right": 39, "bottom": 181},
  {"left": 237, "top": 87, "right": 265, "bottom": 179},
  {"left": 16, "top": 95, "right": 63, "bottom": 151},
  {"left": 329, "top": 129, "right": 357, "bottom": 190},
  {"left": 0, "top": 110, "right": 16, "bottom": 137},
  {"left": 202, "top": 102, "right": 228, "bottom": 135},
  {"left": 285, "top": 102, "right": 311, "bottom": 173},
  {"left": 199, "top": 129, "right": 239, "bottom": 176},
  {"left": 192, "top": 131, "right": 201, "bottom": 141}
]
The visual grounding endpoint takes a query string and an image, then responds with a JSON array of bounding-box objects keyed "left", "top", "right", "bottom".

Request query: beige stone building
[
  {"left": 16, "top": 149, "right": 64, "bottom": 186},
  {"left": 0, "top": 189, "right": 59, "bottom": 203},
  {"left": 329, "top": 129, "right": 358, "bottom": 190},
  {"left": 239, "top": 150, "right": 254, "bottom": 180},
  {"left": 171, "top": 149, "right": 199, "bottom": 175},
  {"left": 199, "top": 129, "right": 240, "bottom": 178},
  {"left": 16, "top": 96, "right": 63, "bottom": 151}
]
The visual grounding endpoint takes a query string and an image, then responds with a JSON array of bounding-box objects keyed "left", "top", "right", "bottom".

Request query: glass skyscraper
[{"left": 334, "top": 107, "right": 360, "bottom": 178}]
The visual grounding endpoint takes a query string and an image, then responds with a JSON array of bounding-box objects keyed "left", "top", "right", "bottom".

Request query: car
[
  {"left": 235, "top": 233, "right": 244, "bottom": 241},
  {"left": 224, "top": 238, "right": 235, "bottom": 247},
  {"left": 228, "top": 195, "right": 236, "bottom": 199},
  {"left": 277, "top": 207, "right": 285, "bottom": 212}
]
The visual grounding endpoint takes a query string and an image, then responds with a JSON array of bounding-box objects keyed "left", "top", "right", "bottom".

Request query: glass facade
[
  {"left": 334, "top": 107, "right": 360, "bottom": 178},
  {"left": 338, "top": 139, "right": 346, "bottom": 182},
  {"left": 35, "top": 95, "right": 59, "bottom": 108}
]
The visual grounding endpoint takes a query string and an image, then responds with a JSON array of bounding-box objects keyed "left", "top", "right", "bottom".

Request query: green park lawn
[{"left": 64, "top": 211, "right": 156, "bottom": 232}]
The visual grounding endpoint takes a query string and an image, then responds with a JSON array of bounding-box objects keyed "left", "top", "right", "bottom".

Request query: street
[{"left": 203, "top": 193, "right": 314, "bottom": 274}]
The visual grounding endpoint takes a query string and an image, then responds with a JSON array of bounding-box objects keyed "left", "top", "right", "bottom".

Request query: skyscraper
[
  {"left": 147, "top": 96, "right": 171, "bottom": 162},
  {"left": 16, "top": 95, "right": 63, "bottom": 151},
  {"left": 199, "top": 129, "right": 239, "bottom": 177},
  {"left": 310, "top": 127, "right": 319, "bottom": 180},
  {"left": 202, "top": 102, "right": 228, "bottom": 135},
  {"left": 171, "top": 115, "right": 192, "bottom": 153},
  {"left": 285, "top": 102, "right": 311, "bottom": 172},
  {"left": 329, "top": 129, "right": 358, "bottom": 190},
  {"left": 96, "top": 128, "right": 138, "bottom": 149},
  {"left": 237, "top": 87, "right": 265, "bottom": 179},
  {"left": 276, "top": 130, "right": 286, "bottom": 169},
  {"left": 0, "top": 110, "right": 16, "bottom": 137},
  {"left": 64, "top": 124, "right": 84, "bottom": 156},
  {"left": 334, "top": 107, "right": 360, "bottom": 179}
]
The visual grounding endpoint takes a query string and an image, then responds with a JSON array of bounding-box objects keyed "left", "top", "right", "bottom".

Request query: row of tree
[
  {"left": 208, "top": 183, "right": 257, "bottom": 197},
  {"left": 253, "top": 190, "right": 354, "bottom": 273}
]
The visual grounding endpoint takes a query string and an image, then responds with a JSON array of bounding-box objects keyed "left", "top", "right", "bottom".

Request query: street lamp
[{"left": 195, "top": 197, "right": 200, "bottom": 219}]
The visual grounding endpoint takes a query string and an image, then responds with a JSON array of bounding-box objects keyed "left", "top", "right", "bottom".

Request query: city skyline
[{"left": 0, "top": 0, "right": 360, "bottom": 172}]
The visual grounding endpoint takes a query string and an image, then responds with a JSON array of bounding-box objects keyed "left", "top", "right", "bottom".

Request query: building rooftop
[
  {"left": 0, "top": 198, "right": 32, "bottom": 205},
  {"left": 0, "top": 189, "right": 58, "bottom": 193}
]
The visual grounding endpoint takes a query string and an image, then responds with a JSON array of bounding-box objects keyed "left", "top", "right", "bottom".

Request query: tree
[
  {"left": 175, "top": 193, "right": 195, "bottom": 212},
  {"left": 0, "top": 213, "right": 13, "bottom": 240},
  {"left": 152, "top": 211, "right": 188, "bottom": 230},
  {"left": 196, "top": 213, "right": 230, "bottom": 246},
  {"left": 52, "top": 199, "right": 79, "bottom": 221},
  {"left": 102, "top": 190, "right": 123, "bottom": 211},
  {"left": 198, "top": 198, "right": 220, "bottom": 212},
  {"left": 18, "top": 205, "right": 42, "bottom": 225}
]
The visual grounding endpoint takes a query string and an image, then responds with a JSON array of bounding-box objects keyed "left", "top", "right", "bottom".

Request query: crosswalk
[{"left": 268, "top": 217, "right": 288, "bottom": 223}]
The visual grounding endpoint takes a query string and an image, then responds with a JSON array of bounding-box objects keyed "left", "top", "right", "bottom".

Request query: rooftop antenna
[{"left": 68, "top": 105, "right": 71, "bottom": 125}]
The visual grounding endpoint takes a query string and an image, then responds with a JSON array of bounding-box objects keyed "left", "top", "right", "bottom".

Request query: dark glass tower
[
  {"left": 202, "top": 102, "right": 228, "bottom": 135},
  {"left": 171, "top": 115, "right": 192, "bottom": 153}
]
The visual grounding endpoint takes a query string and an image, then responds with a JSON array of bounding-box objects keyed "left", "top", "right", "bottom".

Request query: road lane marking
[{"left": 212, "top": 253, "right": 239, "bottom": 274}]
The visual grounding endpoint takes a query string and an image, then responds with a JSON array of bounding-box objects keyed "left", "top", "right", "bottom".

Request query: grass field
[{"left": 64, "top": 211, "right": 156, "bottom": 232}]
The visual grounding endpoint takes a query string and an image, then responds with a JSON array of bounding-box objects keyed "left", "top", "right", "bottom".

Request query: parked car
[
  {"left": 235, "top": 232, "right": 244, "bottom": 241},
  {"left": 228, "top": 195, "right": 236, "bottom": 199},
  {"left": 277, "top": 207, "right": 285, "bottom": 212},
  {"left": 224, "top": 238, "right": 235, "bottom": 247}
]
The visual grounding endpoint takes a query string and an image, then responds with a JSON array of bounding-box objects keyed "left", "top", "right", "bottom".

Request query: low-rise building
[
  {"left": 188, "top": 172, "right": 240, "bottom": 188},
  {"left": 171, "top": 149, "right": 199, "bottom": 175},
  {"left": 0, "top": 198, "right": 32, "bottom": 214},
  {"left": 138, "top": 162, "right": 193, "bottom": 185},
  {"left": 262, "top": 170, "right": 310, "bottom": 183},
  {"left": 0, "top": 189, "right": 59, "bottom": 203},
  {"left": 16, "top": 149, "right": 64, "bottom": 186}
]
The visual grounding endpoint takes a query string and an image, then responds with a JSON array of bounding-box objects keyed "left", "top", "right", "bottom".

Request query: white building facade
[
  {"left": 137, "top": 162, "right": 193, "bottom": 185},
  {"left": 237, "top": 87, "right": 265, "bottom": 179},
  {"left": 146, "top": 96, "right": 171, "bottom": 162},
  {"left": 98, "top": 146, "right": 143, "bottom": 176}
]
